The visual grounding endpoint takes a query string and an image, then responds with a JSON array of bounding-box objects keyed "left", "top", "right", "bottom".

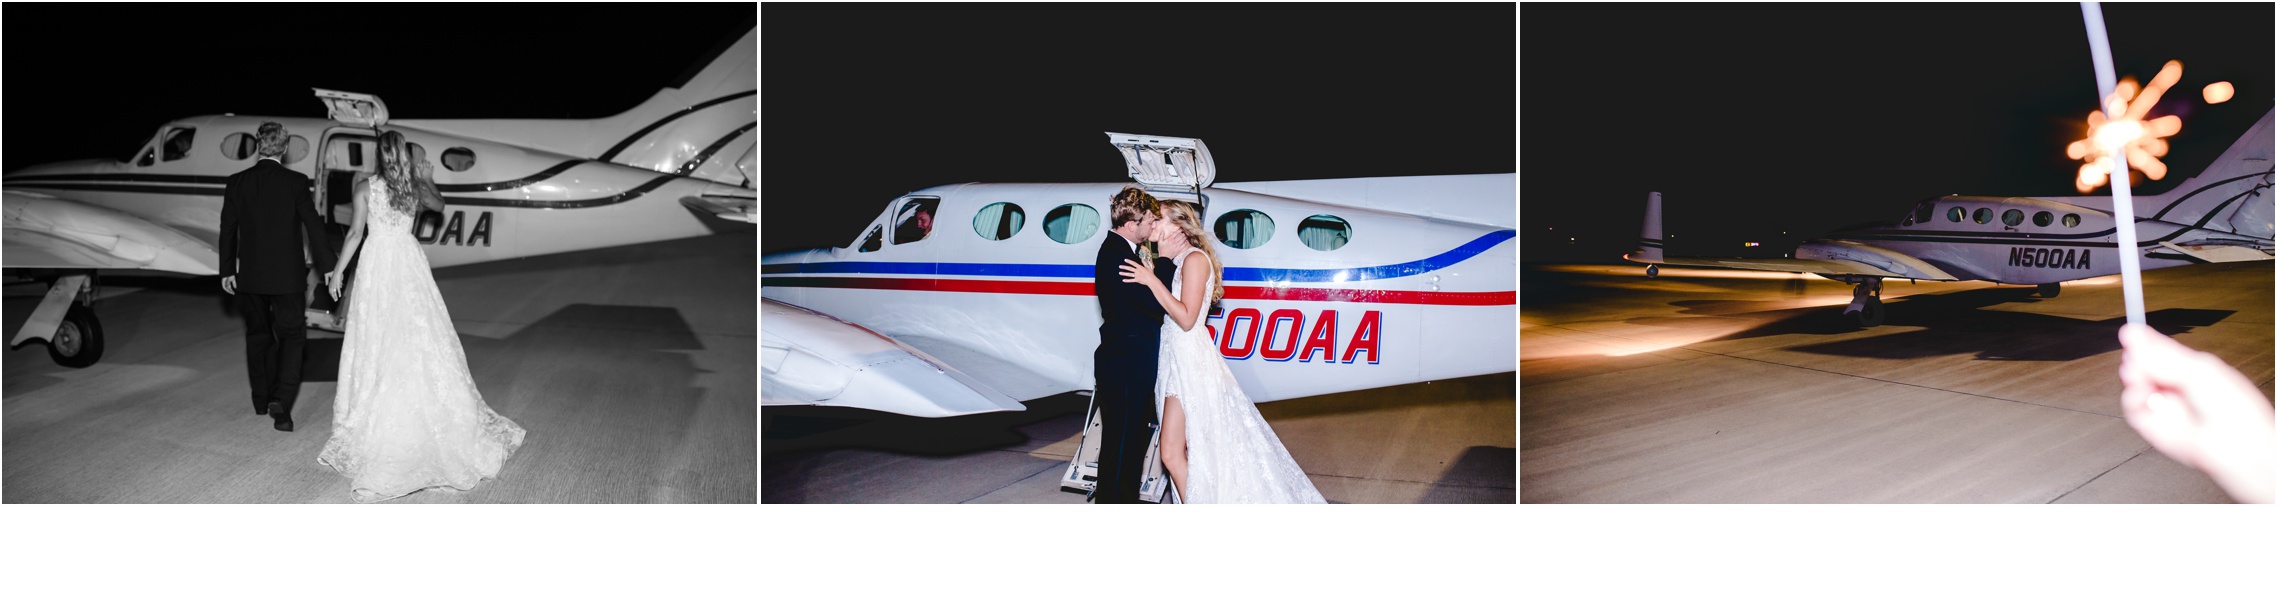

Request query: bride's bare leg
[{"left": 1162, "top": 394, "right": 1189, "bottom": 501}]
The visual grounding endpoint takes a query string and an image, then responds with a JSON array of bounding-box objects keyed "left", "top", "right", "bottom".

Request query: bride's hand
[
  {"left": 1119, "top": 257, "right": 1159, "bottom": 287},
  {"left": 325, "top": 270, "right": 343, "bottom": 299}
]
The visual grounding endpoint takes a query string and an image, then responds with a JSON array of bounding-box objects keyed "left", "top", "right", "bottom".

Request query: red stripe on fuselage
[{"left": 761, "top": 276, "right": 1513, "bottom": 306}]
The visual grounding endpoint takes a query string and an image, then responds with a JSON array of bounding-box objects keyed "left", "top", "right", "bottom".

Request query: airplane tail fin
[
  {"left": 1626, "top": 191, "right": 1666, "bottom": 264},
  {"left": 587, "top": 27, "right": 757, "bottom": 183},
  {"left": 2166, "top": 108, "right": 2274, "bottom": 239},
  {"left": 392, "top": 27, "right": 756, "bottom": 186}
]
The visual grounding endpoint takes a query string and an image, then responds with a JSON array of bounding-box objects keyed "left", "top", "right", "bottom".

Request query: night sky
[
  {"left": 759, "top": 3, "right": 1519, "bottom": 254},
  {"left": 2, "top": 4, "right": 755, "bottom": 173},
  {"left": 1522, "top": 3, "right": 2273, "bottom": 264}
]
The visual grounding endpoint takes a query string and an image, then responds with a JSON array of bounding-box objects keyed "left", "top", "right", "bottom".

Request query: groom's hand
[{"left": 221, "top": 275, "right": 237, "bottom": 295}]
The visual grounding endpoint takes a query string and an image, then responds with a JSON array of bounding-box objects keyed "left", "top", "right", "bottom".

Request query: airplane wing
[
  {"left": 761, "top": 297, "right": 1026, "bottom": 417},
  {"left": 1627, "top": 239, "right": 1958, "bottom": 281},
  {"left": 3, "top": 190, "right": 219, "bottom": 274}
]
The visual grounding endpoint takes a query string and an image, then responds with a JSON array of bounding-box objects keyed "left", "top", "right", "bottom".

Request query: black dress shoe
[
  {"left": 256, "top": 400, "right": 272, "bottom": 416},
  {"left": 269, "top": 402, "right": 293, "bottom": 432}
]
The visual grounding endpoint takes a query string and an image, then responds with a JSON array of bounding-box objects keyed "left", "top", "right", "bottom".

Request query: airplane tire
[
  {"left": 1851, "top": 298, "right": 1885, "bottom": 328},
  {"left": 49, "top": 303, "right": 104, "bottom": 368},
  {"left": 2038, "top": 283, "right": 2060, "bottom": 298},
  {"left": 1646, "top": 265, "right": 1659, "bottom": 277}
]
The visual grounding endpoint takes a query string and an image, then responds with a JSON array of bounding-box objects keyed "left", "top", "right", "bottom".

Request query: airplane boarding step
[{"left": 1061, "top": 392, "right": 1178, "bottom": 503}]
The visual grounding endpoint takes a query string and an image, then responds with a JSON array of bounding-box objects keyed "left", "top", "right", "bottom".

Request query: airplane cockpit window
[
  {"left": 1947, "top": 207, "right": 1964, "bottom": 223},
  {"left": 1298, "top": 214, "right": 1351, "bottom": 251},
  {"left": 1913, "top": 203, "right": 1935, "bottom": 225},
  {"left": 1044, "top": 203, "right": 1100, "bottom": 244},
  {"left": 442, "top": 147, "right": 476, "bottom": 171},
  {"left": 1972, "top": 208, "right": 1990, "bottom": 224},
  {"left": 858, "top": 226, "right": 884, "bottom": 252},
  {"left": 135, "top": 145, "right": 156, "bottom": 167},
  {"left": 2001, "top": 209, "right": 2024, "bottom": 226},
  {"left": 974, "top": 202, "right": 1026, "bottom": 241},
  {"left": 2033, "top": 211, "right": 2053, "bottom": 227},
  {"left": 893, "top": 198, "right": 941, "bottom": 245},
  {"left": 1214, "top": 209, "right": 1276, "bottom": 250},
  {"left": 2062, "top": 213, "right": 2081, "bottom": 228},
  {"left": 162, "top": 127, "right": 195, "bottom": 162}
]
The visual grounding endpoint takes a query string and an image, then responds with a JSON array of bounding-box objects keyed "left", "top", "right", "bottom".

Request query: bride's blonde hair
[
  {"left": 1159, "top": 201, "right": 1223, "bottom": 304},
  {"left": 375, "top": 130, "right": 419, "bottom": 213}
]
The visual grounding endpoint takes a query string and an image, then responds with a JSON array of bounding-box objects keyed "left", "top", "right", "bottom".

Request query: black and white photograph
[
  {"left": 759, "top": 3, "right": 1517, "bottom": 505},
  {"left": 3, "top": 6, "right": 757, "bottom": 505}
]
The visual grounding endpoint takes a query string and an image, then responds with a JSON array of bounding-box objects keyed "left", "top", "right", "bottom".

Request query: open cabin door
[
  {"left": 304, "top": 89, "right": 389, "bottom": 331},
  {"left": 1106, "top": 132, "right": 1214, "bottom": 209}
]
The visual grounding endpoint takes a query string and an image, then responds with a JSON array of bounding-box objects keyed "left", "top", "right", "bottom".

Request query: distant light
[
  {"left": 2205, "top": 81, "right": 2235, "bottom": 104},
  {"left": 1744, "top": 242, "right": 1760, "bottom": 247}
]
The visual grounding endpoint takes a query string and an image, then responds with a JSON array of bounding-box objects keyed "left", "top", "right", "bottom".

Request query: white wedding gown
[
  {"left": 318, "top": 178, "right": 525, "bottom": 503},
  {"left": 1156, "top": 249, "right": 1326, "bottom": 504}
]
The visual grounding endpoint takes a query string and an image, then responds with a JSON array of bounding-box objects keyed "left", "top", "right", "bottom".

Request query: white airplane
[
  {"left": 1627, "top": 108, "right": 2274, "bottom": 326},
  {"left": 761, "top": 133, "right": 1513, "bottom": 500},
  {"left": 5, "top": 28, "right": 756, "bottom": 368}
]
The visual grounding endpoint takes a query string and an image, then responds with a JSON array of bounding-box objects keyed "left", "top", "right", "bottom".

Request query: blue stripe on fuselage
[{"left": 763, "top": 229, "right": 1517, "bottom": 283}]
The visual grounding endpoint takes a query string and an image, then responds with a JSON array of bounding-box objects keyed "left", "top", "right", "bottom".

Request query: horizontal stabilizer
[
  {"left": 761, "top": 298, "right": 1025, "bottom": 417},
  {"left": 679, "top": 195, "right": 754, "bottom": 223}
]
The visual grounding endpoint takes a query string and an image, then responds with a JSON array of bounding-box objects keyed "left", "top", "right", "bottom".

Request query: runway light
[
  {"left": 2205, "top": 81, "right": 2234, "bottom": 104},
  {"left": 1744, "top": 242, "right": 1760, "bottom": 247},
  {"left": 2068, "top": 59, "right": 2184, "bottom": 193}
]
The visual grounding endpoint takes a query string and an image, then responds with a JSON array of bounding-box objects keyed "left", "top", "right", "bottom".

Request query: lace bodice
[
  {"left": 1166, "top": 248, "right": 1212, "bottom": 334},
  {"left": 364, "top": 178, "right": 415, "bottom": 232}
]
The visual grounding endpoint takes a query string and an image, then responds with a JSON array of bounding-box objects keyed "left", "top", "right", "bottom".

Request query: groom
[
  {"left": 1092, "top": 186, "right": 1173, "bottom": 504},
  {"left": 218, "top": 122, "right": 335, "bottom": 432}
]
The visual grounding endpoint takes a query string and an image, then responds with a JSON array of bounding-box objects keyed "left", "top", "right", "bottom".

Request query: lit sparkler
[{"left": 2066, "top": 59, "right": 2184, "bottom": 193}]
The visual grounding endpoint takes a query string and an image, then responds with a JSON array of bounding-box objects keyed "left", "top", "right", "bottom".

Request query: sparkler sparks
[{"left": 2066, "top": 59, "right": 2185, "bottom": 193}]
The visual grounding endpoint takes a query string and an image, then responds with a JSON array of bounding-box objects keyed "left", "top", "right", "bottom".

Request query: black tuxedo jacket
[
  {"left": 1095, "top": 231, "right": 1172, "bottom": 366},
  {"left": 219, "top": 159, "right": 334, "bottom": 295}
]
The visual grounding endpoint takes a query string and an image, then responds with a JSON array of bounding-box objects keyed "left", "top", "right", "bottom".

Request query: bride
[
  {"left": 1120, "top": 200, "right": 1326, "bottom": 504},
  {"left": 316, "top": 130, "right": 526, "bottom": 503}
]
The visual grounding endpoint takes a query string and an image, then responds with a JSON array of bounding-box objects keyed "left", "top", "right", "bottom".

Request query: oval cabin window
[
  {"left": 442, "top": 147, "right": 476, "bottom": 172},
  {"left": 1044, "top": 204, "right": 1100, "bottom": 244},
  {"left": 1297, "top": 215, "right": 1351, "bottom": 251},
  {"left": 1214, "top": 210, "right": 1276, "bottom": 250},
  {"left": 973, "top": 202, "right": 1025, "bottom": 241},
  {"left": 221, "top": 133, "right": 255, "bottom": 160}
]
